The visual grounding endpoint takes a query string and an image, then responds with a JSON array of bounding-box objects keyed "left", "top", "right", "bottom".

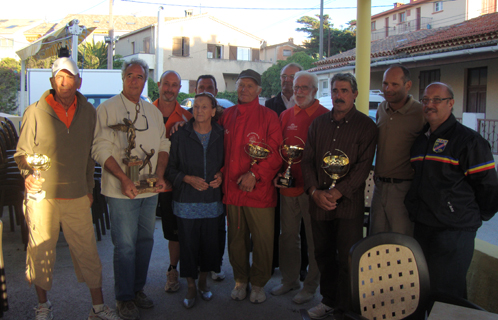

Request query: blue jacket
[{"left": 165, "top": 118, "right": 224, "bottom": 203}]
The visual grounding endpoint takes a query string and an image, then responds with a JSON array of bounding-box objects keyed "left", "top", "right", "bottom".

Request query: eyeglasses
[
  {"left": 293, "top": 86, "right": 311, "bottom": 92},
  {"left": 420, "top": 97, "right": 452, "bottom": 105},
  {"left": 281, "top": 74, "right": 295, "bottom": 80}
]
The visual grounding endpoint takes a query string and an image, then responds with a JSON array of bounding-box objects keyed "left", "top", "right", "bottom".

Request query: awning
[{"left": 16, "top": 22, "right": 95, "bottom": 61}]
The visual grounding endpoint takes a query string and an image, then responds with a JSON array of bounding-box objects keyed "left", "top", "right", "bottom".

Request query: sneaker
[
  {"left": 88, "top": 305, "right": 122, "bottom": 320},
  {"left": 134, "top": 290, "right": 154, "bottom": 309},
  {"left": 270, "top": 283, "right": 301, "bottom": 296},
  {"left": 250, "top": 286, "right": 266, "bottom": 304},
  {"left": 292, "top": 289, "right": 315, "bottom": 304},
  {"left": 211, "top": 270, "right": 226, "bottom": 281},
  {"left": 164, "top": 269, "right": 180, "bottom": 292},
  {"left": 116, "top": 300, "right": 139, "bottom": 320},
  {"left": 230, "top": 282, "right": 248, "bottom": 300},
  {"left": 308, "top": 303, "right": 334, "bottom": 319},
  {"left": 35, "top": 301, "right": 53, "bottom": 320}
]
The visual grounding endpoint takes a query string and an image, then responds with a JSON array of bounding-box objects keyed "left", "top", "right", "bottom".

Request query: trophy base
[
  {"left": 136, "top": 179, "right": 160, "bottom": 194},
  {"left": 27, "top": 190, "right": 46, "bottom": 202},
  {"left": 277, "top": 177, "right": 295, "bottom": 188}
]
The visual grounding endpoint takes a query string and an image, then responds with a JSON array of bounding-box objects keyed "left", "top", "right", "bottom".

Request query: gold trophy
[
  {"left": 26, "top": 153, "right": 51, "bottom": 201},
  {"left": 322, "top": 149, "right": 350, "bottom": 189},
  {"left": 277, "top": 137, "right": 305, "bottom": 188},
  {"left": 244, "top": 142, "right": 272, "bottom": 167},
  {"left": 109, "top": 107, "right": 158, "bottom": 194}
]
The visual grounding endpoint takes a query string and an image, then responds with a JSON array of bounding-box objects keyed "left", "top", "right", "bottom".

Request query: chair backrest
[
  {"left": 364, "top": 168, "right": 374, "bottom": 209},
  {"left": 349, "top": 233, "right": 430, "bottom": 320},
  {"left": 0, "top": 122, "right": 15, "bottom": 150},
  {"left": 3, "top": 118, "right": 18, "bottom": 141}
]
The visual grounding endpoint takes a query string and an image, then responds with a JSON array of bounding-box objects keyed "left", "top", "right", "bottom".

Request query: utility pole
[
  {"left": 319, "top": 0, "right": 324, "bottom": 60},
  {"left": 107, "top": 0, "right": 114, "bottom": 69}
]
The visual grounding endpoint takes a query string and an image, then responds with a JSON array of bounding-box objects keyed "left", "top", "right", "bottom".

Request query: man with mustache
[
  {"left": 270, "top": 71, "right": 327, "bottom": 304},
  {"left": 405, "top": 82, "right": 498, "bottom": 298},
  {"left": 370, "top": 65, "right": 424, "bottom": 236},
  {"left": 301, "top": 73, "right": 377, "bottom": 319},
  {"left": 153, "top": 71, "right": 193, "bottom": 294}
]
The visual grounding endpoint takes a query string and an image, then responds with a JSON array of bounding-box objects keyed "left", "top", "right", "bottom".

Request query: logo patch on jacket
[
  {"left": 287, "top": 123, "right": 298, "bottom": 131},
  {"left": 247, "top": 132, "right": 261, "bottom": 144},
  {"left": 433, "top": 138, "right": 448, "bottom": 153}
]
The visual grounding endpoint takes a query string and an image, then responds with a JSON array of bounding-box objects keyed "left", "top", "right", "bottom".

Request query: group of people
[{"left": 14, "top": 56, "right": 498, "bottom": 320}]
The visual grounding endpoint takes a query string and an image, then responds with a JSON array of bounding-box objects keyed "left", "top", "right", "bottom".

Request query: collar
[
  {"left": 385, "top": 95, "right": 416, "bottom": 115},
  {"left": 281, "top": 93, "right": 296, "bottom": 109},
  {"left": 330, "top": 105, "right": 358, "bottom": 124},
  {"left": 428, "top": 113, "right": 457, "bottom": 137},
  {"left": 236, "top": 97, "right": 260, "bottom": 113},
  {"left": 293, "top": 99, "right": 321, "bottom": 116}
]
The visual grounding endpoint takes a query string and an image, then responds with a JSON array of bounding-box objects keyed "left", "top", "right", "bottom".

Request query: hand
[
  {"left": 120, "top": 176, "right": 139, "bottom": 199},
  {"left": 237, "top": 172, "right": 256, "bottom": 192},
  {"left": 87, "top": 193, "right": 94, "bottom": 206},
  {"left": 154, "top": 177, "right": 168, "bottom": 193},
  {"left": 184, "top": 175, "right": 209, "bottom": 191},
  {"left": 209, "top": 172, "right": 222, "bottom": 189},
  {"left": 170, "top": 121, "right": 186, "bottom": 136},
  {"left": 273, "top": 173, "right": 284, "bottom": 188},
  {"left": 312, "top": 189, "right": 338, "bottom": 211},
  {"left": 25, "top": 175, "right": 44, "bottom": 194}
]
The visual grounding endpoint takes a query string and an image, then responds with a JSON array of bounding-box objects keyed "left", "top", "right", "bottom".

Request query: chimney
[
  {"left": 288, "top": 38, "right": 294, "bottom": 44},
  {"left": 185, "top": 9, "right": 193, "bottom": 17},
  {"left": 393, "top": 2, "right": 403, "bottom": 8}
]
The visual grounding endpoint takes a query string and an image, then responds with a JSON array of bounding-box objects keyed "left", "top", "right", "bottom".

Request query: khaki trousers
[
  {"left": 227, "top": 205, "right": 274, "bottom": 287},
  {"left": 25, "top": 196, "right": 102, "bottom": 291},
  {"left": 279, "top": 193, "right": 320, "bottom": 292}
]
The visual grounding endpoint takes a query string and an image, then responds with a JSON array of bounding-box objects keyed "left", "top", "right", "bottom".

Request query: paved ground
[{"left": 1, "top": 213, "right": 320, "bottom": 320}]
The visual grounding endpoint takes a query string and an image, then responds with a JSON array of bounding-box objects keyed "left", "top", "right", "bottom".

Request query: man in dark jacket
[{"left": 405, "top": 82, "right": 498, "bottom": 298}]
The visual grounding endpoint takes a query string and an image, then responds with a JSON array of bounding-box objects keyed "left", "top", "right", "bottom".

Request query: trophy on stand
[
  {"left": 277, "top": 137, "right": 305, "bottom": 188},
  {"left": 26, "top": 153, "right": 51, "bottom": 201},
  {"left": 244, "top": 142, "right": 272, "bottom": 167},
  {"left": 321, "top": 149, "right": 350, "bottom": 189},
  {"left": 109, "top": 106, "right": 158, "bottom": 194}
]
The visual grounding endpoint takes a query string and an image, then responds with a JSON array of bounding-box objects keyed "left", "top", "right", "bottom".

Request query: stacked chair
[{"left": 92, "top": 164, "right": 111, "bottom": 241}]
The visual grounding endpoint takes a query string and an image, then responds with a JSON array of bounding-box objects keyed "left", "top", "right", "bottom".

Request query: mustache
[{"left": 334, "top": 99, "right": 345, "bottom": 104}]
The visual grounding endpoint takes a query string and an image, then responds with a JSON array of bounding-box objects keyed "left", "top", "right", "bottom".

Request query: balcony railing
[
  {"left": 371, "top": 17, "right": 433, "bottom": 41},
  {"left": 478, "top": 119, "right": 498, "bottom": 154}
]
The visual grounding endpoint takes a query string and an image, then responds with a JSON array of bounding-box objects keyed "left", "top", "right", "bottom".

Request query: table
[{"left": 428, "top": 302, "right": 498, "bottom": 320}]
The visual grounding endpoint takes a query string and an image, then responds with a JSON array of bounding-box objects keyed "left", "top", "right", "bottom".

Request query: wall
[{"left": 115, "top": 27, "right": 155, "bottom": 56}]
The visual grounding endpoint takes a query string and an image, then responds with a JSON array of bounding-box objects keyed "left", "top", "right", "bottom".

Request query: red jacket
[{"left": 219, "top": 97, "right": 283, "bottom": 208}]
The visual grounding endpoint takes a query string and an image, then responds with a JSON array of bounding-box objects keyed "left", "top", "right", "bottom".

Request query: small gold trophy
[
  {"left": 109, "top": 107, "right": 158, "bottom": 194},
  {"left": 277, "top": 137, "right": 305, "bottom": 188},
  {"left": 321, "top": 149, "right": 350, "bottom": 189},
  {"left": 244, "top": 142, "right": 272, "bottom": 167},
  {"left": 26, "top": 153, "right": 51, "bottom": 202}
]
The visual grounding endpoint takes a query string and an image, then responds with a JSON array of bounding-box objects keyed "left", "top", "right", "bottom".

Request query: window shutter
[
  {"left": 183, "top": 37, "right": 190, "bottom": 56},
  {"left": 229, "top": 46, "right": 237, "bottom": 60},
  {"left": 173, "top": 37, "right": 182, "bottom": 56},
  {"left": 252, "top": 48, "right": 260, "bottom": 61}
]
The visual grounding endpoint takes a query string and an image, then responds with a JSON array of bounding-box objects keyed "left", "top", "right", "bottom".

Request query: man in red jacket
[{"left": 219, "top": 69, "right": 282, "bottom": 304}]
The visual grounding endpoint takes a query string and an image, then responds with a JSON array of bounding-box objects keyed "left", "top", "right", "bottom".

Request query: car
[
  {"left": 318, "top": 90, "right": 384, "bottom": 121},
  {"left": 180, "top": 97, "right": 235, "bottom": 110},
  {"left": 85, "top": 94, "right": 151, "bottom": 108}
]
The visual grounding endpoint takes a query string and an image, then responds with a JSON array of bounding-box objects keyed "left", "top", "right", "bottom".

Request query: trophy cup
[
  {"left": 109, "top": 108, "right": 159, "bottom": 194},
  {"left": 244, "top": 142, "right": 272, "bottom": 167},
  {"left": 277, "top": 137, "right": 305, "bottom": 188},
  {"left": 26, "top": 153, "right": 51, "bottom": 201},
  {"left": 321, "top": 149, "right": 350, "bottom": 189}
]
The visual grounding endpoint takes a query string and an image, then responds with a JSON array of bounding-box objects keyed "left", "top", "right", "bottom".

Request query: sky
[{"left": 3, "top": 0, "right": 402, "bottom": 45}]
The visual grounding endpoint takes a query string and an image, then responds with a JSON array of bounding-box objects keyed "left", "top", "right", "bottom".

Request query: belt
[{"left": 375, "top": 177, "right": 413, "bottom": 183}]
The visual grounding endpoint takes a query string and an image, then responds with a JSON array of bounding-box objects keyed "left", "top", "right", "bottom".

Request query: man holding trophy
[
  {"left": 270, "top": 71, "right": 327, "bottom": 304},
  {"left": 219, "top": 69, "right": 282, "bottom": 304},
  {"left": 302, "top": 73, "right": 377, "bottom": 319},
  {"left": 92, "top": 58, "right": 170, "bottom": 320},
  {"left": 15, "top": 58, "right": 119, "bottom": 320}
]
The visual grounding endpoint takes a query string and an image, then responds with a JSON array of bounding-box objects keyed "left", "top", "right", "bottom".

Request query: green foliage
[
  {"left": 78, "top": 40, "right": 109, "bottom": 69},
  {"left": 113, "top": 54, "right": 124, "bottom": 70},
  {"left": 260, "top": 52, "right": 317, "bottom": 98},
  {"left": 216, "top": 91, "right": 238, "bottom": 104},
  {"left": 148, "top": 78, "right": 159, "bottom": 102},
  {"left": 296, "top": 15, "right": 356, "bottom": 58},
  {"left": 176, "top": 92, "right": 192, "bottom": 104},
  {"left": 0, "top": 58, "right": 20, "bottom": 114}
]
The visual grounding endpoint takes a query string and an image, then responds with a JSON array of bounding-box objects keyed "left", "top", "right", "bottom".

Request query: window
[
  {"left": 419, "top": 69, "right": 440, "bottom": 100},
  {"left": 173, "top": 37, "right": 190, "bottom": 57},
  {"left": 434, "top": 1, "right": 443, "bottom": 12},
  {"left": 283, "top": 49, "right": 292, "bottom": 57},
  {"left": 229, "top": 46, "right": 258, "bottom": 61},
  {"left": 207, "top": 44, "right": 222, "bottom": 59},
  {"left": 143, "top": 37, "right": 150, "bottom": 54},
  {"left": 237, "top": 47, "right": 250, "bottom": 61},
  {"left": 399, "top": 12, "right": 406, "bottom": 22},
  {"left": 466, "top": 67, "right": 487, "bottom": 114},
  {"left": 131, "top": 41, "right": 135, "bottom": 54},
  {"left": 407, "top": 9, "right": 411, "bottom": 17},
  {"left": 371, "top": 21, "right": 376, "bottom": 30},
  {"left": 0, "top": 38, "right": 13, "bottom": 47},
  {"left": 393, "top": 14, "right": 397, "bottom": 21}
]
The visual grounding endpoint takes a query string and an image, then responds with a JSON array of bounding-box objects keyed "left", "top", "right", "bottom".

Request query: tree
[
  {"left": 78, "top": 40, "right": 124, "bottom": 69},
  {"left": 0, "top": 58, "right": 21, "bottom": 113},
  {"left": 296, "top": 15, "right": 356, "bottom": 58},
  {"left": 260, "top": 51, "right": 317, "bottom": 99}
]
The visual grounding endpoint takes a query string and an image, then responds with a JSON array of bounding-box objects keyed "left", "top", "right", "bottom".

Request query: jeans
[{"left": 107, "top": 195, "right": 158, "bottom": 301}]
